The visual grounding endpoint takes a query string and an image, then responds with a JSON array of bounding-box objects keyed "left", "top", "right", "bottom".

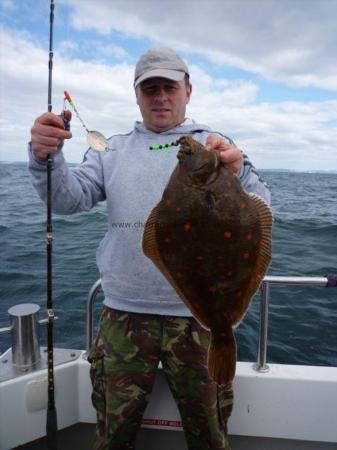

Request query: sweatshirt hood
[{"left": 134, "top": 119, "right": 212, "bottom": 136}]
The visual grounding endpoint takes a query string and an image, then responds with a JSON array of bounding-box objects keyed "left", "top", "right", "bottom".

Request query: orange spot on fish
[
  {"left": 184, "top": 223, "right": 191, "bottom": 232},
  {"left": 246, "top": 232, "right": 253, "bottom": 240},
  {"left": 240, "top": 202, "right": 246, "bottom": 209},
  {"left": 243, "top": 252, "right": 250, "bottom": 260},
  {"left": 165, "top": 199, "right": 172, "bottom": 207},
  {"left": 164, "top": 236, "right": 172, "bottom": 244},
  {"left": 224, "top": 231, "right": 232, "bottom": 238}
]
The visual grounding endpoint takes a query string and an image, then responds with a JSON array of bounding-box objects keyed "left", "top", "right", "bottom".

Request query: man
[{"left": 30, "top": 48, "right": 270, "bottom": 450}]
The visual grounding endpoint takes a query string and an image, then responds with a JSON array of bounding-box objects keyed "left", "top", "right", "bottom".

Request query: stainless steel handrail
[
  {"left": 254, "top": 275, "right": 332, "bottom": 372},
  {"left": 85, "top": 278, "right": 102, "bottom": 354},
  {"left": 85, "top": 275, "right": 336, "bottom": 369}
]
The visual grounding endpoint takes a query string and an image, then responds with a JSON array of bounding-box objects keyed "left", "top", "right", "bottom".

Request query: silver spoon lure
[{"left": 63, "top": 90, "right": 111, "bottom": 152}]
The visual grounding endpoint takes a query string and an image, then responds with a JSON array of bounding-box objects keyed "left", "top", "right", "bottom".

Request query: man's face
[{"left": 135, "top": 77, "right": 192, "bottom": 132}]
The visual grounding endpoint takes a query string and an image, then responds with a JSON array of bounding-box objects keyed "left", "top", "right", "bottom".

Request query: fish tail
[{"left": 208, "top": 323, "right": 237, "bottom": 387}]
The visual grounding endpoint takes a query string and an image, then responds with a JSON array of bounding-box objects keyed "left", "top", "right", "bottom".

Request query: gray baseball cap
[{"left": 134, "top": 47, "right": 189, "bottom": 88}]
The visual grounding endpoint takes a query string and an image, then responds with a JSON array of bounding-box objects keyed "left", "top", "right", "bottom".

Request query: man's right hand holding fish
[{"left": 205, "top": 134, "right": 244, "bottom": 174}]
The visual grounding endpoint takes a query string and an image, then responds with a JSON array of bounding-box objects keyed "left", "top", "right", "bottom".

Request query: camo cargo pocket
[{"left": 88, "top": 340, "right": 106, "bottom": 417}]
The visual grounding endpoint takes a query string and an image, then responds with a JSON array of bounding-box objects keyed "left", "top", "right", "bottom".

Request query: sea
[{"left": 0, "top": 162, "right": 336, "bottom": 367}]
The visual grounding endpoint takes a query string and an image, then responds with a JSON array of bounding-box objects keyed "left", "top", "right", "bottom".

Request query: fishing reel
[{"left": 60, "top": 110, "right": 71, "bottom": 132}]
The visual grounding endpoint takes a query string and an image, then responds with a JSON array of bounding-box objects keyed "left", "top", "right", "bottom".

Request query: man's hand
[
  {"left": 31, "top": 111, "right": 72, "bottom": 161},
  {"left": 205, "top": 134, "right": 243, "bottom": 174}
]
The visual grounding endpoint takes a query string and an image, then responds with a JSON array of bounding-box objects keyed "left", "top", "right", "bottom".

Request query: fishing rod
[
  {"left": 45, "top": 5, "right": 110, "bottom": 445},
  {"left": 46, "top": 0, "right": 57, "bottom": 448},
  {"left": 44, "top": 3, "right": 112, "bottom": 446}
]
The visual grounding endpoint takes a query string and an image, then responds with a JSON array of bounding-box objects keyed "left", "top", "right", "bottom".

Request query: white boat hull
[{"left": 1, "top": 350, "right": 336, "bottom": 449}]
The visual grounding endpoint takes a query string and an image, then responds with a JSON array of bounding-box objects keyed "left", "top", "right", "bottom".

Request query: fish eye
[{"left": 181, "top": 145, "right": 192, "bottom": 155}]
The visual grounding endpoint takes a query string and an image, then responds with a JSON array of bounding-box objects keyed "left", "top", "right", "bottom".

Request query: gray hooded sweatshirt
[{"left": 28, "top": 119, "right": 270, "bottom": 316}]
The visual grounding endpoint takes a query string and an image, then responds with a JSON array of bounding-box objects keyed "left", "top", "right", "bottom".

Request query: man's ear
[
  {"left": 135, "top": 87, "right": 140, "bottom": 105},
  {"left": 186, "top": 84, "right": 192, "bottom": 104}
]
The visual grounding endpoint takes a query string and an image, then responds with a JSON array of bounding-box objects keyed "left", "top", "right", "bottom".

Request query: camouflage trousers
[{"left": 87, "top": 306, "right": 233, "bottom": 450}]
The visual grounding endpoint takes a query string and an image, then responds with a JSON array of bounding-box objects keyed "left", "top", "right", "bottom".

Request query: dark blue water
[{"left": 0, "top": 162, "right": 336, "bottom": 367}]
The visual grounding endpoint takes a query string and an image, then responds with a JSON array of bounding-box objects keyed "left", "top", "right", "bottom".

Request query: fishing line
[{"left": 64, "top": 90, "right": 89, "bottom": 133}]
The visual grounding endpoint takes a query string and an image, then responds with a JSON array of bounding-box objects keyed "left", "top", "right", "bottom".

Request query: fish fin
[
  {"left": 233, "top": 193, "right": 273, "bottom": 318},
  {"left": 142, "top": 205, "right": 200, "bottom": 318},
  {"left": 142, "top": 204, "right": 160, "bottom": 260},
  {"left": 248, "top": 193, "right": 273, "bottom": 232},
  {"left": 208, "top": 323, "right": 237, "bottom": 387},
  {"left": 249, "top": 192, "right": 273, "bottom": 277}
]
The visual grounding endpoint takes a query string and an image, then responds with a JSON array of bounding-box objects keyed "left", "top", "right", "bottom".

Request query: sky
[{"left": 0, "top": 0, "right": 336, "bottom": 171}]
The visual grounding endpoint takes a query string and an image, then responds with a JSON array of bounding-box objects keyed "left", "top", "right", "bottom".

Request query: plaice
[{"left": 142, "top": 136, "right": 272, "bottom": 387}]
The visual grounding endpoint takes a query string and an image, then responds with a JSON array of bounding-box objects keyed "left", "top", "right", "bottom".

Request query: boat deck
[{"left": 14, "top": 423, "right": 337, "bottom": 450}]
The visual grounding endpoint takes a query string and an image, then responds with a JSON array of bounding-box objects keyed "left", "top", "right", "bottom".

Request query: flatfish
[{"left": 142, "top": 136, "right": 272, "bottom": 386}]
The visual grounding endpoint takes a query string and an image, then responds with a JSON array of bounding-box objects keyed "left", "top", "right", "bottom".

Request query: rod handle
[{"left": 46, "top": 406, "right": 58, "bottom": 449}]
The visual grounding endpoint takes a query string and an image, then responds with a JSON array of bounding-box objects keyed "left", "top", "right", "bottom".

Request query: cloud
[
  {"left": 60, "top": 0, "right": 337, "bottom": 91},
  {"left": 0, "top": 27, "right": 139, "bottom": 163},
  {"left": 0, "top": 26, "right": 336, "bottom": 171},
  {"left": 189, "top": 65, "right": 259, "bottom": 107},
  {"left": 0, "top": 0, "right": 16, "bottom": 11},
  {"left": 212, "top": 101, "right": 337, "bottom": 171},
  {"left": 58, "top": 39, "right": 129, "bottom": 62}
]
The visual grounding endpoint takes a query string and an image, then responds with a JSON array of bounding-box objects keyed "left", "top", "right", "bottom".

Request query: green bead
[{"left": 149, "top": 141, "right": 177, "bottom": 151}]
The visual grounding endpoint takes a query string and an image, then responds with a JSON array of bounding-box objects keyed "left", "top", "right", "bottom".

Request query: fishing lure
[
  {"left": 149, "top": 142, "right": 179, "bottom": 151},
  {"left": 64, "top": 90, "right": 89, "bottom": 133},
  {"left": 63, "top": 90, "right": 109, "bottom": 151}
]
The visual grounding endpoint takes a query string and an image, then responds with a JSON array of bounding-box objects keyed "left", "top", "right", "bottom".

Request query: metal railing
[
  {"left": 254, "top": 275, "right": 335, "bottom": 372},
  {"left": 86, "top": 279, "right": 102, "bottom": 354},
  {"left": 86, "top": 275, "right": 337, "bottom": 371}
]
